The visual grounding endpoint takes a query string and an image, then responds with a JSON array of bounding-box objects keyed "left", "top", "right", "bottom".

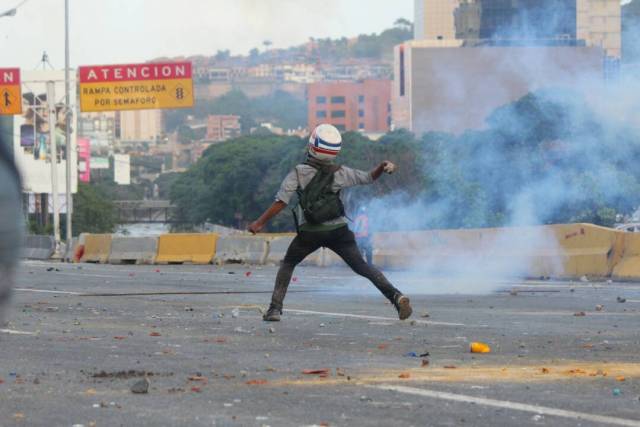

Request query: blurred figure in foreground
[
  {"left": 353, "top": 206, "right": 373, "bottom": 264},
  {"left": 0, "top": 134, "right": 22, "bottom": 323}
]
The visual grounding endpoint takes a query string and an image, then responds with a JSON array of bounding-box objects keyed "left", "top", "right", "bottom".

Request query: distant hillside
[{"left": 623, "top": 0, "right": 640, "bottom": 63}]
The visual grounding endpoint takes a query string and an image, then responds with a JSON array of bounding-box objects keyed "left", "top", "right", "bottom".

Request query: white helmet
[{"left": 308, "top": 124, "right": 342, "bottom": 161}]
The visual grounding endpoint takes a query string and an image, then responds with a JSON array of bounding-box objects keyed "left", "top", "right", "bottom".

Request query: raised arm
[{"left": 370, "top": 161, "right": 396, "bottom": 181}]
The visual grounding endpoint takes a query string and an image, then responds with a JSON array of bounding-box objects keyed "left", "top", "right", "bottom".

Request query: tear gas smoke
[{"left": 339, "top": 6, "right": 640, "bottom": 295}]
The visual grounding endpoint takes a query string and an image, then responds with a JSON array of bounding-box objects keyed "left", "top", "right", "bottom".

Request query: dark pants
[
  {"left": 269, "top": 226, "right": 401, "bottom": 310},
  {"left": 356, "top": 236, "right": 373, "bottom": 265}
]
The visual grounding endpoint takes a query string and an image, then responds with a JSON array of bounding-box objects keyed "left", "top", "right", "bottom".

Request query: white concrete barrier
[
  {"left": 109, "top": 236, "right": 158, "bottom": 264},
  {"left": 265, "top": 235, "right": 323, "bottom": 266},
  {"left": 22, "top": 235, "right": 56, "bottom": 260},
  {"left": 215, "top": 235, "right": 269, "bottom": 265}
]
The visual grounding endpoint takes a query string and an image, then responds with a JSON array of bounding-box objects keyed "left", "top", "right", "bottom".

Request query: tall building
[
  {"left": 118, "top": 109, "right": 164, "bottom": 142},
  {"left": 415, "top": 0, "right": 460, "bottom": 40},
  {"left": 206, "top": 115, "right": 241, "bottom": 142},
  {"left": 414, "top": 0, "right": 621, "bottom": 58},
  {"left": 392, "top": 42, "right": 604, "bottom": 135},
  {"left": 307, "top": 80, "right": 391, "bottom": 133}
]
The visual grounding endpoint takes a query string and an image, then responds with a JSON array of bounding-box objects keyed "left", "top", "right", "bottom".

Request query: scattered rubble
[
  {"left": 470, "top": 342, "right": 491, "bottom": 353},
  {"left": 130, "top": 377, "right": 149, "bottom": 394},
  {"left": 617, "top": 296, "right": 627, "bottom": 303}
]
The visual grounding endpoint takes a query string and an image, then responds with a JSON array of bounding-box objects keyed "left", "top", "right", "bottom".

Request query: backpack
[{"left": 294, "top": 163, "right": 345, "bottom": 226}]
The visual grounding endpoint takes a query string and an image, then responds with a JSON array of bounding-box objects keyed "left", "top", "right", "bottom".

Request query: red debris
[
  {"left": 149, "top": 332, "right": 161, "bottom": 337},
  {"left": 398, "top": 373, "right": 411, "bottom": 379},
  {"left": 113, "top": 336, "right": 126, "bottom": 340},
  {"left": 246, "top": 379, "right": 268, "bottom": 385},
  {"left": 245, "top": 271, "right": 252, "bottom": 277},
  {"left": 377, "top": 344, "right": 389, "bottom": 350},
  {"left": 190, "top": 386, "right": 202, "bottom": 393},
  {"left": 292, "top": 277, "right": 298, "bottom": 282}
]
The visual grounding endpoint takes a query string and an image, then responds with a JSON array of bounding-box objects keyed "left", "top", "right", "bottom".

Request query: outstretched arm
[
  {"left": 248, "top": 200, "right": 287, "bottom": 234},
  {"left": 370, "top": 161, "right": 396, "bottom": 181}
]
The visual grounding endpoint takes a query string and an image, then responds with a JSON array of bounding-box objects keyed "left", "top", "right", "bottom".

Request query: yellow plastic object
[{"left": 470, "top": 342, "right": 491, "bottom": 353}]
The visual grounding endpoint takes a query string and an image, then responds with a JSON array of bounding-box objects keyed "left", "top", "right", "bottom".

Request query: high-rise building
[
  {"left": 118, "top": 109, "right": 164, "bottom": 142},
  {"left": 307, "top": 80, "right": 391, "bottom": 133},
  {"left": 414, "top": 0, "right": 460, "bottom": 40},
  {"left": 392, "top": 42, "right": 604, "bottom": 135},
  {"left": 414, "top": 0, "right": 621, "bottom": 58}
]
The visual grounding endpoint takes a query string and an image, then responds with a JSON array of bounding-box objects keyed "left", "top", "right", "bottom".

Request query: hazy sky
[{"left": 0, "top": 0, "right": 413, "bottom": 69}]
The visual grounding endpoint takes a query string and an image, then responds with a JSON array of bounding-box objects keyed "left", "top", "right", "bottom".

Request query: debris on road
[
  {"left": 617, "top": 296, "right": 627, "bottom": 303},
  {"left": 130, "top": 377, "right": 149, "bottom": 394},
  {"left": 268, "top": 327, "right": 275, "bottom": 333},
  {"left": 541, "top": 368, "right": 550, "bottom": 374},
  {"left": 231, "top": 308, "right": 240, "bottom": 318},
  {"left": 246, "top": 379, "right": 268, "bottom": 385},
  {"left": 404, "top": 352, "right": 418, "bottom": 357},
  {"left": 580, "top": 276, "right": 589, "bottom": 282},
  {"left": 420, "top": 312, "right": 430, "bottom": 318},
  {"left": 574, "top": 311, "right": 586, "bottom": 317},
  {"left": 421, "top": 359, "right": 430, "bottom": 367},
  {"left": 398, "top": 372, "right": 411, "bottom": 379},
  {"left": 595, "top": 305, "right": 604, "bottom": 312},
  {"left": 302, "top": 369, "right": 330, "bottom": 376},
  {"left": 470, "top": 342, "right": 491, "bottom": 353},
  {"left": 245, "top": 271, "right": 252, "bottom": 277},
  {"left": 149, "top": 332, "right": 161, "bottom": 337},
  {"left": 613, "top": 388, "right": 622, "bottom": 396}
]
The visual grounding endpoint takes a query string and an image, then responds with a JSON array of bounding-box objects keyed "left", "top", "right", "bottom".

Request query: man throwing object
[{"left": 248, "top": 124, "right": 412, "bottom": 322}]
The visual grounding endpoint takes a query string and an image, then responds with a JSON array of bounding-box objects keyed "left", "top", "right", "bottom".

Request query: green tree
[{"left": 72, "top": 183, "right": 117, "bottom": 236}]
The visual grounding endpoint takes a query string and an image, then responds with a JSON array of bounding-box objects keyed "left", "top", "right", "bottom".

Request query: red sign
[
  {"left": 0, "top": 68, "right": 21, "bottom": 115},
  {"left": 77, "top": 138, "right": 91, "bottom": 183},
  {"left": 79, "top": 62, "right": 192, "bottom": 83},
  {"left": 0, "top": 68, "right": 20, "bottom": 85}
]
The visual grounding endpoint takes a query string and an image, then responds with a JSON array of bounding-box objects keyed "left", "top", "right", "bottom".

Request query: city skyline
[{"left": 0, "top": 0, "right": 412, "bottom": 69}]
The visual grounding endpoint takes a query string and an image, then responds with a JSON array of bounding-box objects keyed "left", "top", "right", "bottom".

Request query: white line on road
[
  {"left": 14, "top": 288, "right": 82, "bottom": 295},
  {"left": 0, "top": 328, "right": 36, "bottom": 335},
  {"left": 370, "top": 385, "right": 640, "bottom": 427},
  {"left": 285, "top": 309, "right": 471, "bottom": 327}
]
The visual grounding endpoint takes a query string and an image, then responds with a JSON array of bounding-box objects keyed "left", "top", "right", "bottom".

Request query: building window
[
  {"left": 335, "top": 124, "right": 346, "bottom": 131},
  {"left": 316, "top": 110, "right": 327, "bottom": 118},
  {"left": 316, "top": 96, "right": 327, "bottom": 104},
  {"left": 330, "top": 96, "right": 346, "bottom": 104},
  {"left": 359, "top": 123, "right": 365, "bottom": 130},
  {"left": 358, "top": 109, "right": 364, "bottom": 118},
  {"left": 331, "top": 110, "right": 346, "bottom": 118},
  {"left": 358, "top": 95, "right": 365, "bottom": 103}
]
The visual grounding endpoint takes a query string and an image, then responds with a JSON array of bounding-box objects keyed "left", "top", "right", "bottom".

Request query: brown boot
[{"left": 393, "top": 295, "right": 412, "bottom": 320}]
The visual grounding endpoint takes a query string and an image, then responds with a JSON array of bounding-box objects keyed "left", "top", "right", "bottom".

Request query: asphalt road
[{"left": 1, "top": 261, "right": 639, "bottom": 427}]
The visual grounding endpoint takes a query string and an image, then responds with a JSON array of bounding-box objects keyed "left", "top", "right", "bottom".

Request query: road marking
[
  {"left": 0, "top": 328, "right": 36, "bottom": 335},
  {"left": 14, "top": 288, "right": 82, "bottom": 295},
  {"left": 370, "top": 385, "right": 640, "bottom": 427},
  {"left": 285, "top": 309, "right": 470, "bottom": 327}
]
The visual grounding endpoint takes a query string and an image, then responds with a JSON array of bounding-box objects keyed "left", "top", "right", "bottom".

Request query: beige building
[
  {"left": 206, "top": 115, "right": 241, "bottom": 142},
  {"left": 415, "top": 0, "right": 459, "bottom": 40},
  {"left": 577, "top": 0, "right": 621, "bottom": 58},
  {"left": 118, "top": 109, "right": 164, "bottom": 142},
  {"left": 393, "top": 42, "right": 604, "bottom": 135}
]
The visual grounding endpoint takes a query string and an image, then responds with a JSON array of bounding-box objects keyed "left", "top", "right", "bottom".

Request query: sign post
[
  {"left": 78, "top": 62, "right": 194, "bottom": 112},
  {"left": 0, "top": 68, "right": 21, "bottom": 116}
]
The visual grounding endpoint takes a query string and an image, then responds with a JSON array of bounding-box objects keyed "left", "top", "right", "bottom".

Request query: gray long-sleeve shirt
[{"left": 276, "top": 164, "right": 373, "bottom": 230}]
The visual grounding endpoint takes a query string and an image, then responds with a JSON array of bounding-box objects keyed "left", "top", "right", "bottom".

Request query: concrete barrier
[
  {"left": 22, "top": 235, "right": 56, "bottom": 260},
  {"left": 80, "top": 234, "right": 113, "bottom": 264},
  {"left": 215, "top": 235, "right": 269, "bottom": 265},
  {"left": 109, "top": 236, "right": 158, "bottom": 265},
  {"left": 373, "top": 223, "right": 624, "bottom": 279},
  {"left": 156, "top": 233, "right": 218, "bottom": 264},
  {"left": 264, "top": 234, "right": 323, "bottom": 266},
  {"left": 612, "top": 233, "right": 640, "bottom": 280}
]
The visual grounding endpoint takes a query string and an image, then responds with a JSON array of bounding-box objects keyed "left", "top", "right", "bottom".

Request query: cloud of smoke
[{"left": 338, "top": 4, "right": 640, "bottom": 295}]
